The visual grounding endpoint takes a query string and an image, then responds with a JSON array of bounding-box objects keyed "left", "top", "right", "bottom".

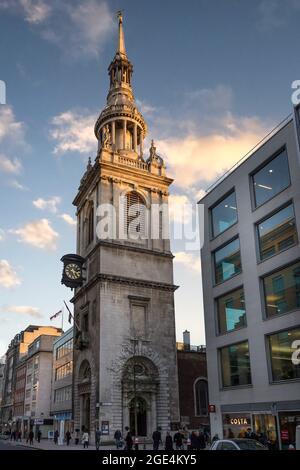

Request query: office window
[
  {"left": 211, "top": 191, "right": 238, "bottom": 237},
  {"left": 220, "top": 341, "right": 251, "bottom": 387},
  {"left": 263, "top": 261, "right": 300, "bottom": 318},
  {"left": 55, "top": 361, "right": 73, "bottom": 381},
  {"left": 54, "top": 386, "right": 72, "bottom": 403},
  {"left": 252, "top": 149, "right": 290, "bottom": 207},
  {"left": 257, "top": 204, "right": 297, "bottom": 260},
  {"left": 217, "top": 287, "right": 246, "bottom": 334},
  {"left": 56, "top": 339, "right": 73, "bottom": 359},
  {"left": 268, "top": 327, "right": 300, "bottom": 381},
  {"left": 214, "top": 238, "right": 242, "bottom": 284}
]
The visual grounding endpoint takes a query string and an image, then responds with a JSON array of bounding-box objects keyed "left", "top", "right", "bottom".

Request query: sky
[{"left": 0, "top": 0, "right": 300, "bottom": 356}]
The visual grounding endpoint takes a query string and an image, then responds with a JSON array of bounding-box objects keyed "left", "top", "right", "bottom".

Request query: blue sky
[{"left": 0, "top": 0, "right": 299, "bottom": 356}]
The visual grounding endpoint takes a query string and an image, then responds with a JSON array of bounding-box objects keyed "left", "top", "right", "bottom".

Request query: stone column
[
  {"left": 140, "top": 133, "right": 143, "bottom": 157},
  {"left": 133, "top": 123, "right": 137, "bottom": 152},
  {"left": 111, "top": 120, "right": 116, "bottom": 147},
  {"left": 123, "top": 120, "right": 127, "bottom": 150}
]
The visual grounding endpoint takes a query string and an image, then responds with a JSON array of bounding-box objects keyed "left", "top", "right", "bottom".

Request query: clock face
[{"left": 65, "top": 263, "right": 81, "bottom": 280}]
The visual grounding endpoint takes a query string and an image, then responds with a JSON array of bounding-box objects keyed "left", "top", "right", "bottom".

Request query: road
[{"left": 0, "top": 440, "right": 33, "bottom": 450}]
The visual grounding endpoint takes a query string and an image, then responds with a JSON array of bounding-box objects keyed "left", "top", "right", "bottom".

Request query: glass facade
[
  {"left": 257, "top": 204, "right": 297, "bottom": 260},
  {"left": 217, "top": 287, "right": 246, "bottom": 334},
  {"left": 55, "top": 361, "right": 73, "bottom": 381},
  {"left": 56, "top": 338, "right": 73, "bottom": 359},
  {"left": 263, "top": 261, "right": 300, "bottom": 318},
  {"left": 268, "top": 327, "right": 300, "bottom": 381},
  {"left": 54, "top": 386, "right": 72, "bottom": 403},
  {"left": 214, "top": 238, "right": 242, "bottom": 284},
  {"left": 211, "top": 191, "right": 238, "bottom": 237},
  {"left": 252, "top": 149, "right": 290, "bottom": 207},
  {"left": 220, "top": 341, "right": 252, "bottom": 387}
]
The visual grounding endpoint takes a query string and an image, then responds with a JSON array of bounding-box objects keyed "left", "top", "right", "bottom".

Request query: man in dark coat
[{"left": 152, "top": 429, "right": 162, "bottom": 451}]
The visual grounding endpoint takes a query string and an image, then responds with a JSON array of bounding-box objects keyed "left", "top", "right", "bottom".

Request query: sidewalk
[{"left": 6, "top": 439, "right": 155, "bottom": 451}]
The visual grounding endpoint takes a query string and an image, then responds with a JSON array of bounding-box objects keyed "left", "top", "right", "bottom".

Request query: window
[
  {"left": 56, "top": 339, "right": 73, "bottom": 359},
  {"left": 217, "top": 287, "right": 246, "bottom": 334},
  {"left": 55, "top": 361, "right": 73, "bottom": 381},
  {"left": 257, "top": 203, "right": 297, "bottom": 261},
  {"left": 194, "top": 379, "right": 208, "bottom": 416},
  {"left": 125, "top": 191, "right": 147, "bottom": 239},
  {"left": 268, "top": 327, "right": 300, "bottom": 381},
  {"left": 220, "top": 341, "right": 252, "bottom": 387},
  {"left": 214, "top": 238, "right": 242, "bottom": 284},
  {"left": 54, "top": 386, "right": 72, "bottom": 403},
  {"left": 263, "top": 261, "right": 300, "bottom": 318},
  {"left": 87, "top": 203, "right": 94, "bottom": 246},
  {"left": 211, "top": 191, "right": 238, "bottom": 237},
  {"left": 252, "top": 149, "right": 290, "bottom": 207}
]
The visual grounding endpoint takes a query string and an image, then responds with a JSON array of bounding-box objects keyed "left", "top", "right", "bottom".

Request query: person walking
[
  {"left": 65, "top": 430, "right": 71, "bottom": 446},
  {"left": 165, "top": 432, "right": 173, "bottom": 451},
  {"left": 29, "top": 430, "right": 34, "bottom": 445},
  {"left": 18, "top": 431, "right": 22, "bottom": 442},
  {"left": 174, "top": 430, "right": 184, "bottom": 450},
  {"left": 54, "top": 429, "right": 59, "bottom": 445},
  {"left": 114, "top": 429, "right": 123, "bottom": 449},
  {"left": 95, "top": 427, "right": 101, "bottom": 450},
  {"left": 37, "top": 430, "right": 42, "bottom": 443},
  {"left": 82, "top": 430, "right": 89, "bottom": 449},
  {"left": 152, "top": 428, "right": 162, "bottom": 451},
  {"left": 124, "top": 427, "right": 133, "bottom": 451},
  {"left": 75, "top": 428, "right": 80, "bottom": 445}
]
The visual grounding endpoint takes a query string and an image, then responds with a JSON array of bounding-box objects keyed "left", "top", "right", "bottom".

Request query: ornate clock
[{"left": 61, "top": 254, "right": 85, "bottom": 288}]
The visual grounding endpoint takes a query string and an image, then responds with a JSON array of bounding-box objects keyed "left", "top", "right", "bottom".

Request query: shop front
[
  {"left": 53, "top": 412, "right": 73, "bottom": 442},
  {"left": 279, "top": 411, "right": 300, "bottom": 449},
  {"left": 222, "top": 413, "right": 251, "bottom": 439}
]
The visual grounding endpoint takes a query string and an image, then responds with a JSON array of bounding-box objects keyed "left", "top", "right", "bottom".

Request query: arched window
[
  {"left": 125, "top": 191, "right": 147, "bottom": 238},
  {"left": 87, "top": 203, "right": 94, "bottom": 246},
  {"left": 194, "top": 379, "right": 209, "bottom": 416}
]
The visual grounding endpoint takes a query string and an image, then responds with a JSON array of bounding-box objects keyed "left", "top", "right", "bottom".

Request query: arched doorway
[
  {"left": 129, "top": 397, "right": 147, "bottom": 436},
  {"left": 78, "top": 360, "right": 92, "bottom": 432}
]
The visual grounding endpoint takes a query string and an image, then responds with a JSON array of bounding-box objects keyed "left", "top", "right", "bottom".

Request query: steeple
[{"left": 117, "top": 11, "right": 126, "bottom": 56}]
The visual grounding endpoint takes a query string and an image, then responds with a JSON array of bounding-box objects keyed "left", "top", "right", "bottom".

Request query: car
[{"left": 210, "top": 438, "right": 268, "bottom": 450}]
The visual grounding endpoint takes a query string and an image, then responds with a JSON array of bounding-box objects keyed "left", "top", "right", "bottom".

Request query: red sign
[
  {"left": 281, "top": 429, "right": 289, "bottom": 441},
  {"left": 208, "top": 405, "right": 216, "bottom": 413}
]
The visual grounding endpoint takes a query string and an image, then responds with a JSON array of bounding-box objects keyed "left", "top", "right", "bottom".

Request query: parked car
[{"left": 210, "top": 439, "right": 268, "bottom": 450}]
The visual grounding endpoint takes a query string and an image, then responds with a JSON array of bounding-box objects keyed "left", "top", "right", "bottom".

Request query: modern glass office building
[{"left": 200, "top": 105, "right": 300, "bottom": 449}]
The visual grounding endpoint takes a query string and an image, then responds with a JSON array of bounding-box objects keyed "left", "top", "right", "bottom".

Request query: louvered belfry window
[{"left": 125, "top": 191, "right": 146, "bottom": 239}]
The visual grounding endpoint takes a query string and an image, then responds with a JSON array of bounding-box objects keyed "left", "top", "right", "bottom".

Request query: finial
[
  {"left": 117, "top": 10, "right": 126, "bottom": 56},
  {"left": 150, "top": 140, "right": 156, "bottom": 158},
  {"left": 87, "top": 156, "right": 92, "bottom": 169}
]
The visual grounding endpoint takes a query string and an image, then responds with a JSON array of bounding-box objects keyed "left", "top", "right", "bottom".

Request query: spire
[{"left": 117, "top": 10, "right": 126, "bottom": 56}]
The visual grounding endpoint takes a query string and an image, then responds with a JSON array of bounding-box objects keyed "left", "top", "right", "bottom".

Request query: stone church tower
[{"left": 72, "top": 13, "right": 179, "bottom": 441}]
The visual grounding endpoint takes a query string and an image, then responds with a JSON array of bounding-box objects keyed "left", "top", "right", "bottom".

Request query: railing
[
  {"left": 176, "top": 342, "right": 206, "bottom": 353},
  {"left": 205, "top": 113, "right": 293, "bottom": 194},
  {"left": 118, "top": 155, "right": 148, "bottom": 171}
]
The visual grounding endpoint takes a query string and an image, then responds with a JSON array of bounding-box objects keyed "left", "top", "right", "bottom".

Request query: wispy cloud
[
  {"left": 257, "top": 0, "right": 300, "bottom": 31},
  {"left": 20, "top": 0, "right": 51, "bottom": 24},
  {"left": 0, "top": 304, "right": 42, "bottom": 319},
  {"left": 0, "top": 259, "right": 21, "bottom": 288},
  {"left": 0, "top": 154, "right": 22, "bottom": 173},
  {"left": 49, "top": 109, "right": 97, "bottom": 155},
  {"left": 8, "top": 179, "right": 29, "bottom": 191},
  {"left": 59, "top": 213, "right": 76, "bottom": 226},
  {"left": 33, "top": 196, "right": 61, "bottom": 213},
  {"left": 0, "top": 105, "right": 27, "bottom": 149},
  {"left": 0, "top": 229, "right": 5, "bottom": 241},
  {"left": 13, "top": 218, "right": 59, "bottom": 250},
  {"left": 174, "top": 252, "right": 201, "bottom": 273}
]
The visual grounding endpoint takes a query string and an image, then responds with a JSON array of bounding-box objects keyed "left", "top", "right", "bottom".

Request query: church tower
[{"left": 72, "top": 12, "right": 179, "bottom": 441}]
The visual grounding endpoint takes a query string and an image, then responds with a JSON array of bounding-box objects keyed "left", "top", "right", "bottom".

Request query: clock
[
  {"left": 60, "top": 253, "right": 85, "bottom": 288},
  {"left": 65, "top": 263, "right": 81, "bottom": 280}
]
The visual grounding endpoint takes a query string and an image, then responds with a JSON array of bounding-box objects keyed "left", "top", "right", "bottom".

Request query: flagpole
[{"left": 61, "top": 304, "right": 64, "bottom": 332}]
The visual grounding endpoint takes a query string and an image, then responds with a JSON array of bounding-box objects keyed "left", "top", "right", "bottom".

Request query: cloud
[
  {"left": 257, "top": 0, "right": 300, "bottom": 31},
  {"left": 0, "top": 154, "right": 22, "bottom": 173},
  {"left": 169, "top": 194, "right": 193, "bottom": 224},
  {"left": 174, "top": 251, "right": 201, "bottom": 273},
  {"left": 60, "top": 213, "right": 77, "bottom": 226},
  {"left": 0, "top": 259, "right": 21, "bottom": 288},
  {"left": 8, "top": 179, "right": 29, "bottom": 191},
  {"left": 0, "top": 105, "right": 27, "bottom": 149},
  {"left": 33, "top": 196, "right": 61, "bottom": 213},
  {"left": 13, "top": 218, "right": 59, "bottom": 250},
  {"left": 0, "top": 229, "right": 5, "bottom": 241},
  {"left": 1, "top": 305, "right": 42, "bottom": 319},
  {"left": 50, "top": 109, "right": 97, "bottom": 155},
  {"left": 0, "top": 1, "right": 114, "bottom": 59}
]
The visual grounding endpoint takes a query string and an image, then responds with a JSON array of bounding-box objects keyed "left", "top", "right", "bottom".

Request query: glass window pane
[
  {"left": 252, "top": 149, "right": 290, "bottom": 207},
  {"left": 220, "top": 341, "right": 251, "bottom": 387},
  {"left": 217, "top": 288, "right": 246, "bottom": 334},
  {"left": 264, "top": 261, "right": 300, "bottom": 318},
  {"left": 257, "top": 204, "right": 297, "bottom": 260},
  {"left": 214, "top": 238, "right": 242, "bottom": 284},
  {"left": 268, "top": 327, "right": 300, "bottom": 381},
  {"left": 211, "top": 191, "right": 238, "bottom": 237}
]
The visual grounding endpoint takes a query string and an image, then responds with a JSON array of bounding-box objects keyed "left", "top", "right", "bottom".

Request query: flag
[
  {"left": 64, "top": 301, "right": 73, "bottom": 324},
  {"left": 50, "top": 309, "right": 62, "bottom": 321}
]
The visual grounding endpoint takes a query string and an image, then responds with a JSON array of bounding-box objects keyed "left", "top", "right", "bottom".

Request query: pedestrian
[
  {"left": 95, "top": 427, "right": 101, "bottom": 450},
  {"left": 173, "top": 430, "right": 184, "bottom": 450},
  {"left": 29, "top": 430, "right": 34, "bottom": 445},
  {"left": 124, "top": 427, "right": 133, "bottom": 451},
  {"left": 114, "top": 429, "right": 123, "bottom": 449},
  {"left": 198, "top": 431, "right": 206, "bottom": 450},
  {"left": 54, "top": 429, "right": 59, "bottom": 445},
  {"left": 17, "top": 431, "right": 22, "bottom": 442},
  {"left": 152, "top": 428, "right": 162, "bottom": 451},
  {"left": 190, "top": 431, "right": 199, "bottom": 450},
  {"left": 65, "top": 430, "right": 71, "bottom": 446},
  {"left": 165, "top": 432, "right": 173, "bottom": 450},
  {"left": 37, "top": 430, "right": 42, "bottom": 443},
  {"left": 82, "top": 430, "right": 89, "bottom": 449},
  {"left": 75, "top": 428, "right": 80, "bottom": 445}
]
